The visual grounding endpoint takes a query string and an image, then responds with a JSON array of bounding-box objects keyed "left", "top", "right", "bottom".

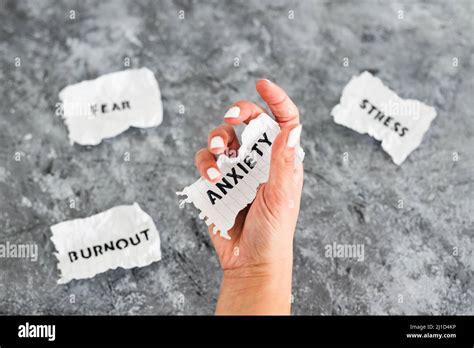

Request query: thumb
[{"left": 266, "top": 124, "right": 303, "bottom": 203}]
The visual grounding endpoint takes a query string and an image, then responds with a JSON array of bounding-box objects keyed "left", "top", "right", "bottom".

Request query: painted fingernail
[
  {"left": 224, "top": 106, "right": 240, "bottom": 119},
  {"left": 207, "top": 167, "right": 220, "bottom": 180},
  {"left": 261, "top": 78, "right": 272, "bottom": 84},
  {"left": 210, "top": 136, "right": 225, "bottom": 149},
  {"left": 287, "top": 125, "right": 302, "bottom": 148}
]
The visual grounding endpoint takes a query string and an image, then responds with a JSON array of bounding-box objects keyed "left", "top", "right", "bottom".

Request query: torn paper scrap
[
  {"left": 50, "top": 203, "right": 161, "bottom": 284},
  {"left": 331, "top": 71, "right": 436, "bottom": 165},
  {"left": 58, "top": 67, "right": 163, "bottom": 146},
  {"left": 177, "top": 113, "right": 305, "bottom": 240}
]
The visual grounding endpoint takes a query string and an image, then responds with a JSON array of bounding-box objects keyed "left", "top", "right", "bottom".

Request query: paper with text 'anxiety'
[
  {"left": 331, "top": 71, "right": 437, "bottom": 165},
  {"left": 58, "top": 67, "right": 163, "bottom": 145},
  {"left": 51, "top": 203, "right": 161, "bottom": 284},
  {"left": 177, "top": 113, "right": 305, "bottom": 240}
]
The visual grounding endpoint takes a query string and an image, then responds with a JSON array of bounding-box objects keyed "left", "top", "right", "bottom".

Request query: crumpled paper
[
  {"left": 177, "top": 113, "right": 305, "bottom": 239},
  {"left": 331, "top": 71, "right": 437, "bottom": 165},
  {"left": 50, "top": 203, "right": 161, "bottom": 284},
  {"left": 58, "top": 67, "right": 163, "bottom": 145}
]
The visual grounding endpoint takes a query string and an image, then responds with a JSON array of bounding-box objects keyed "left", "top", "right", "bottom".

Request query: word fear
[
  {"left": 68, "top": 229, "right": 150, "bottom": 263},
  {"left": 207, "top": 132, "right": 272, "bottom": 205},
  {"left": 18, "top": 322, "right": 55, "bottom": 341},
  {"left": 360, "top": 99, "right": 409, "bottom": 137},
  {"left": 91, "top": 100, "right": 130, "bottom": 116}
]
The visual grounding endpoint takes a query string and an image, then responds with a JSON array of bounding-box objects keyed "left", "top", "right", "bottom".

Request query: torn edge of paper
[
  {"left": 177, "top": 113, "right": 305, "bottom": 240},
  {"left": 331, "top": 71, "right": 437, "bottom": 165},
  {"left": 50, "top": 203, "right": 161, "bottom": 284},
  {"left": 58, "top": 67, "right": 163, "bottom": 146}
]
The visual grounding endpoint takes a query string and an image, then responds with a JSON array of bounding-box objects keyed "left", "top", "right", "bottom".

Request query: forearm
[{"left": 215, "top": 259, "right": 293, "bottom": 315}]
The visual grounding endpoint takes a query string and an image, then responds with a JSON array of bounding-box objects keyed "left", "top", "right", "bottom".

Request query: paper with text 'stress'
[
  {"left": 58, "top": 67, "right": 163, "bottom": 146},
  {"left": 50, "top": 203, "right": 161, "bottom": 284},
  {"left": 177, "top": 113, "right": 305, "bottom": 240},
  {"left": 331, "top": 71, "right": 437, "bottom": 165}
]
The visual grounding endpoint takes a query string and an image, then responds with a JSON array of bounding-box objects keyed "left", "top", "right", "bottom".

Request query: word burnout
[{"left": 68, "top": 229, "right": 150, "bottom": 263}]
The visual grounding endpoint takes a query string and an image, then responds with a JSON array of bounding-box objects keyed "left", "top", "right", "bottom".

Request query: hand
[{"left": 195, "top": 79, "right": 303, "bottom": 314}]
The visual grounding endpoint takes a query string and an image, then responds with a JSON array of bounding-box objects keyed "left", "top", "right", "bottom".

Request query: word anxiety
[{"left": 207, "top": 132, "right": 272, "bottom": 205}]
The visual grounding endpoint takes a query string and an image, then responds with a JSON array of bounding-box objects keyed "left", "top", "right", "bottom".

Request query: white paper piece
[
  {"left": 177, "top": 113, "right": 305, "bottom": 240},
  {"left": 331, "top": 71, "right": 436, "bottom": 165},
  {"left": 58, "top": 67, "right": 163, "bottom": 145},
  {"left": 50, "top": 203, "right": 161, "bottom": 284}
]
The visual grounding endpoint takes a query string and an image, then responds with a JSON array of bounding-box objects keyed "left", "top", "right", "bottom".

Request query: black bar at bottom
[{"left": 0, "top": 315, "right": 472, "bottom": 346}]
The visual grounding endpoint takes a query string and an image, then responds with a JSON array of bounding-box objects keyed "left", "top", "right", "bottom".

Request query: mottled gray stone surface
[{"left": 0, "top": 0, "right": 473, "bottom": 315}]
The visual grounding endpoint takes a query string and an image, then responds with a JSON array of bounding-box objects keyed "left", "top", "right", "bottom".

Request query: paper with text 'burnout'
[
  {"left": 58, "top": 67, "right": 163, "bottom": 146},
  {"left": 331, "top": 71, "right": 437, "bottom": 165},
  {"left": 177, "top": 113, "right": 305, "bottom": 240},
  {"left": 50, "top": 203, "right": 161, "bottom": 284}
]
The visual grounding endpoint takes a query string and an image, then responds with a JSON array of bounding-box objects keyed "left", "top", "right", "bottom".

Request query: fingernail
[
  {"left": 207, "top": 167, "right": 220, "bottom": 180},
  {"left": 224, "top": 106, "right": 240, "bottom": 119},
  {"left": 261, "top": 78, "right": 272, "bottom": 84},
  {"left": 287, "top": 125, "right": 302, "bottom": 148},
  {"left": 210, "top": 136, "right": 225, "bottom": 149}
]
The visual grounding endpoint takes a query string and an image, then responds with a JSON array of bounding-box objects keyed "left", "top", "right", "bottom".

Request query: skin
[{"left": 194, "top": 79, "right": 303, "bottom": 315}]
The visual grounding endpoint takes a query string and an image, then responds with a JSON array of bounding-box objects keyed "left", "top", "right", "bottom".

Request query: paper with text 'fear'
[
  {"left": 50, "top": 203, "right": 161, "bottom": 284},
  {"left": 177, "top": 113, "right": 305, "bottom": 240},
  {"left": 58, "top": 67, "right": 163, "bottom": 145},
  {"left": 331, "top": 71, "right": 437, "bottom": 165}
]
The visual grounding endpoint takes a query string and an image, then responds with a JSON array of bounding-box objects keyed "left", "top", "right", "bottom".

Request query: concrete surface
[{"left": 0, "top": 0, "right": 473, "bottom": 315}]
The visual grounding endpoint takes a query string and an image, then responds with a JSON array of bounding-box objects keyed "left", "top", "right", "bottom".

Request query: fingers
[
  {"left": 197, "top": 124, "right": 241, "bottom": 183},
  {"left": 256, "top": 79, "right": 299, "bottom": 128},
  {"left": 223, "top": 100, "right": 267, "bottom": 125},
  {"left": 266, "top": 124, "right": 303, "bottom": 203},
  {"left": 195, "top": 148, "right": 221, "bottom": 182},
  {"left": 207, "top": 124, "right": 240, "bottom": 156},
  {"left": 197, "top": 124, "right": 241, "bottom": 182},
  {"left": 222, "top": 80, "right": 299, "bottom": 129},
  {"left": 203, "top": 79, "right": 300, "bottom": 188}
]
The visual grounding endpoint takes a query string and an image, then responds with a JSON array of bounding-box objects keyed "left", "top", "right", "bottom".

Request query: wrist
[
  {"left": 216, "top": 258, "right": 293, "bottom": 315},
  {"left": 222, "top": 257, "right": 293, "bottom": 282}
]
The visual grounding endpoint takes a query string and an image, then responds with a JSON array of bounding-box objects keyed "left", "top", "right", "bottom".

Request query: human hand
[{"left": 194, "top": 79, "right": 303, "bottom": 314}]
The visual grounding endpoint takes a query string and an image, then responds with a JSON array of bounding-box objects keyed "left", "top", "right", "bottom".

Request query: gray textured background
[{"left": 0, "top": 0, "right": 473, "bottom": 315}]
